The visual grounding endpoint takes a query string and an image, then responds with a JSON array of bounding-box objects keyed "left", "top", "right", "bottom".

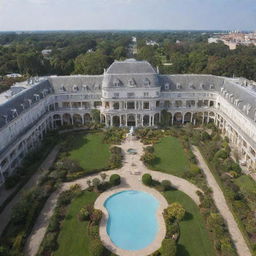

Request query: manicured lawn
[
  {"left": 163, "top": 190, "right": 215, "bottom": 256},
  {"left": 54, "top": 191, "right": 98, "bottom": 256},
  {"left": 234, "top": 175, "right": 256, "bottom": 194},
  {"left": 150, "top": 136, "right": 189, "bottom": 176},
  {"left": 68, "top": 133, "right": 111, "bottom": 170}
]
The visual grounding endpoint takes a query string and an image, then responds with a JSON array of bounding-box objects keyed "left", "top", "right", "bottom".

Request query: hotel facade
[{"left": 0, "top": 59, "right": 256, "bottom": 184}]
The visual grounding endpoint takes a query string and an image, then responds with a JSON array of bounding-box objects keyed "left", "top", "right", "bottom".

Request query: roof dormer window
[
  {"left": 176, "top": 83, "right": 181, "bottom": 90},
  {"left": 143, "top": 78, "right": 150, "bottom": 86},
  {"left": 34, "top": 94, "right": 40, "bottom": 101},
  {"left": 11, "top": 109, "right": 18, "bottom": 118},
  {"left": 113, "top": 79, "right": 121, "bottom": 87},
  {"left": 165, "top": 83, "right": 170, "bottom": 90},
  {"left": 200, "top": 83, "right": 204, "bottom": 89},
  {"left": 128, "top": 78, "right": 136, "bottom": 87},
  {"left": 61, "top": 85, "right": 66, "bottom": 92},
  {"left": 210, "top": 84, "right": 214, "bottom": 90},
  {"left": 73, "top": 85, "right": 78, "bottom": 92},
  {"left": 189, "top": 83, "right": 194, "bottom": 89}
]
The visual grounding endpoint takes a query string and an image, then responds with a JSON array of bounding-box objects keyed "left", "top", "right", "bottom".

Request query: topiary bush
[
  {"left": 142, "top": 173, "right": 153, "bottom": 186},
  {"left": 109, "top": 174, "right": 121, "bottom": 186},
  {"left": 161, "top": 180, "right": 172, "bottom": 191}
]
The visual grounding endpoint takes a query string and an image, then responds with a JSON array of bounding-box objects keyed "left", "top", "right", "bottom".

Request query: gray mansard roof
[
  {"left": 0, "top": 80, "right": 52, "bottom": 128},
  {"left": 48, "top": 76, "right": 103, "bottom": 93},
  {"left": 106, "top": 59, "right": 157, "bottom": 74},
  {"left": 0, "top": 59, "right": 256, "bottom": 129}
]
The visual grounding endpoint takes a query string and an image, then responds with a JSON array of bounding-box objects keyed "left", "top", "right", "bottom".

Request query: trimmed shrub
[
  {"left": 78, "top": 207, "right": 90, "bottom": 221},
  {"left": 90, "top": 209, "right": 102, "bottom": 225},
  {"left": 109, "top": 174, "right": 121, "bottom": 186},
  {"left": 166, "top": 203, "right": 185, "bottom": 221},
  {"left": 161, "top": 180, "right": 172, "bottom": 191},
  {"left": 142, "top": 173, "right": 153, "bottom": 186}
]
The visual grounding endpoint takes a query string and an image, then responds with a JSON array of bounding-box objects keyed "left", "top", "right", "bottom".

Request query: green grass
[
  {"left": 150, "top": 136, "right": 189, "bottom": 176},
  {"left": 54, "top": 191, "right": 98, "bottom": 256},
  {"left": 163, "top": 190, "right": 215, "bottom": 256},
  {"left": 234, "top": 175, "right": 256, "bottom": 194},
  {"left": 68, "top": 133, "right": 111, "bottom": 170}
]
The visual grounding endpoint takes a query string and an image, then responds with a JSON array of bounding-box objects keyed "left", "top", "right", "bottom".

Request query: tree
[
  {"left": 91, "top": 109, "right": 100, "bottom": 123},
  {"left": 166, "top": 202, "right": 185, "bottom": 221},
  {"left": 17, "top": 52, "right": 45, "bottom": 75},
  {"left": 73, "top": 51, "right": 113, "bottom": 75}
]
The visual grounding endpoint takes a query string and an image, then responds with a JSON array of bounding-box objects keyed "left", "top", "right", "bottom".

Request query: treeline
[{"left": 0, "top": 31, "right": 256, "bottom": 81}]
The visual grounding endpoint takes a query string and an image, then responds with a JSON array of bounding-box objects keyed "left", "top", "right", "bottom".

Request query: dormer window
[
  {"left": 176, "top": 83, "right": 181, "bottom": 90},
  {"left": 20, "top": 103, "right": 25, "bottom": 110},
  {"left": 2, "top": 115, "right": 8, "bottom": 124},
  {"left": 143, "top": 78, "right": 150, "bottom": 86},
  {"left": 11, "top": 109, "right": 18, "bottom": 118},
  {"left": 26, "top": 99, "right": 32, "bottom": 106},
  {"left": 61, "top": 85, "right": 66, "bottom": 92},
  {"left": 128, "top": 79, "right": 136, "bottom": 87},
  {"left": 200, "top": 83, "right": 204, "bottom": 89},
  {"left": 42, "top": 89, "right": 48, "bottom": 97},
  {"left": 113, "top": 79, "right": 121, "bottom": 87},
  {"left": 210, "top": 84, "right": 214, "bottom": 90},
  {"left": 165, "top": 83, "right": 170, "bottom": 90},
  {"left": 73, "top": 85, "right": 78, "bottom": 92},
  {"left": 189, "top": 83, "right": 194, "bottom": 89},
  {"left": 34, "top": 94, "right": 40, "bottom": 101}
]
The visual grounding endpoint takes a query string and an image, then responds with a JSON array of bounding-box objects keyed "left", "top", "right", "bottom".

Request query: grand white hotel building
[{"left": 0, "top": 59, "right": 256, "bottom": 185}]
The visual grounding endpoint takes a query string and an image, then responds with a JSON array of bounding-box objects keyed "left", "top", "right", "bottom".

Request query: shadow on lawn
[
  {"left": 183, "top": 211, "right": 193, "bottom": 221},
  {"left": 177, "top": 244, "right": 190, "bottom": 256}
]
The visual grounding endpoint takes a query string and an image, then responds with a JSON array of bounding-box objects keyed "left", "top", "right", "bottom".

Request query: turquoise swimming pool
[{"left": 104, "top": 190, "right": 159, "bottom": 251}]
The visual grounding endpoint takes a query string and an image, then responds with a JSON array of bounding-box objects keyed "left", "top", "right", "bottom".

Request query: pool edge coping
[{"left": 94, "top": 184, "right": 169, "bottom": 256}]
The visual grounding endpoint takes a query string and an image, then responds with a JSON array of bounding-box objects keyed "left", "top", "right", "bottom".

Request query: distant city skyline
[{"left": 0, "top": 0, "right": 255, "bottom": 31}]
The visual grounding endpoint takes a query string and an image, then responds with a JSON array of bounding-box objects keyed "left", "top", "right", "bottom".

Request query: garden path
[
  {"left": 192, "top": 146, "right": 251, "bottom": 256},
  {"left": 24, "top": 136, "right": 202, "bottom": 256},
  {"left": 0, "top": 145, "right": 60, "bottom": 236}
]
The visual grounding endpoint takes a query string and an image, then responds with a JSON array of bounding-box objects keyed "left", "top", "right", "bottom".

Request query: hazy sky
[{"left": 0, "top": 0, "right": 255, "bottom": 31}]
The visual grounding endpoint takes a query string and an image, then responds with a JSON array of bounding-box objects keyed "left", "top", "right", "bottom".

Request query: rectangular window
[
  {"left": 127, "top": 93, "right": 135, "bottom": 98},
  {"left": 143, "top": 102, "right": 149, "bottom": 110},
  {"left": 144, "top": 92, "right": 149, "bottom": 97}
]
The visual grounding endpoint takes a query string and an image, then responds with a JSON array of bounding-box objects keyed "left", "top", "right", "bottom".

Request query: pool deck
[{"left": 95, "top": 185, "right": 168, "bottom": 256}]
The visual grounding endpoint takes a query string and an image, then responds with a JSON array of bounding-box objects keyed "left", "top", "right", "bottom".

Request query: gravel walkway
[
  {"left": 0, "top": 145, "right": 60, "bottom": 236},
  {"left": 192, "top": 146, "right": 251, "bottom": 256}
]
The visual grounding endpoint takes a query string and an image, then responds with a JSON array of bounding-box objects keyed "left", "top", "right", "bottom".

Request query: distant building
[
  {"left": 208, "top": 32, "right": 256, "bottom": 50},
  {"left": 146, "top": 40, "right": 159, "bottom": 46},
  {"left": 41, "top": 49, "right": 52, "bottom": 57},
  {"left": 0, "top": 59, "right": 256, "bottom": 185},
  {"left": 208, "top": 38, "right": 220, "bottom": 44},
  {"left": 6, "top": 73, "right": 22, "bottom": 78}
]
